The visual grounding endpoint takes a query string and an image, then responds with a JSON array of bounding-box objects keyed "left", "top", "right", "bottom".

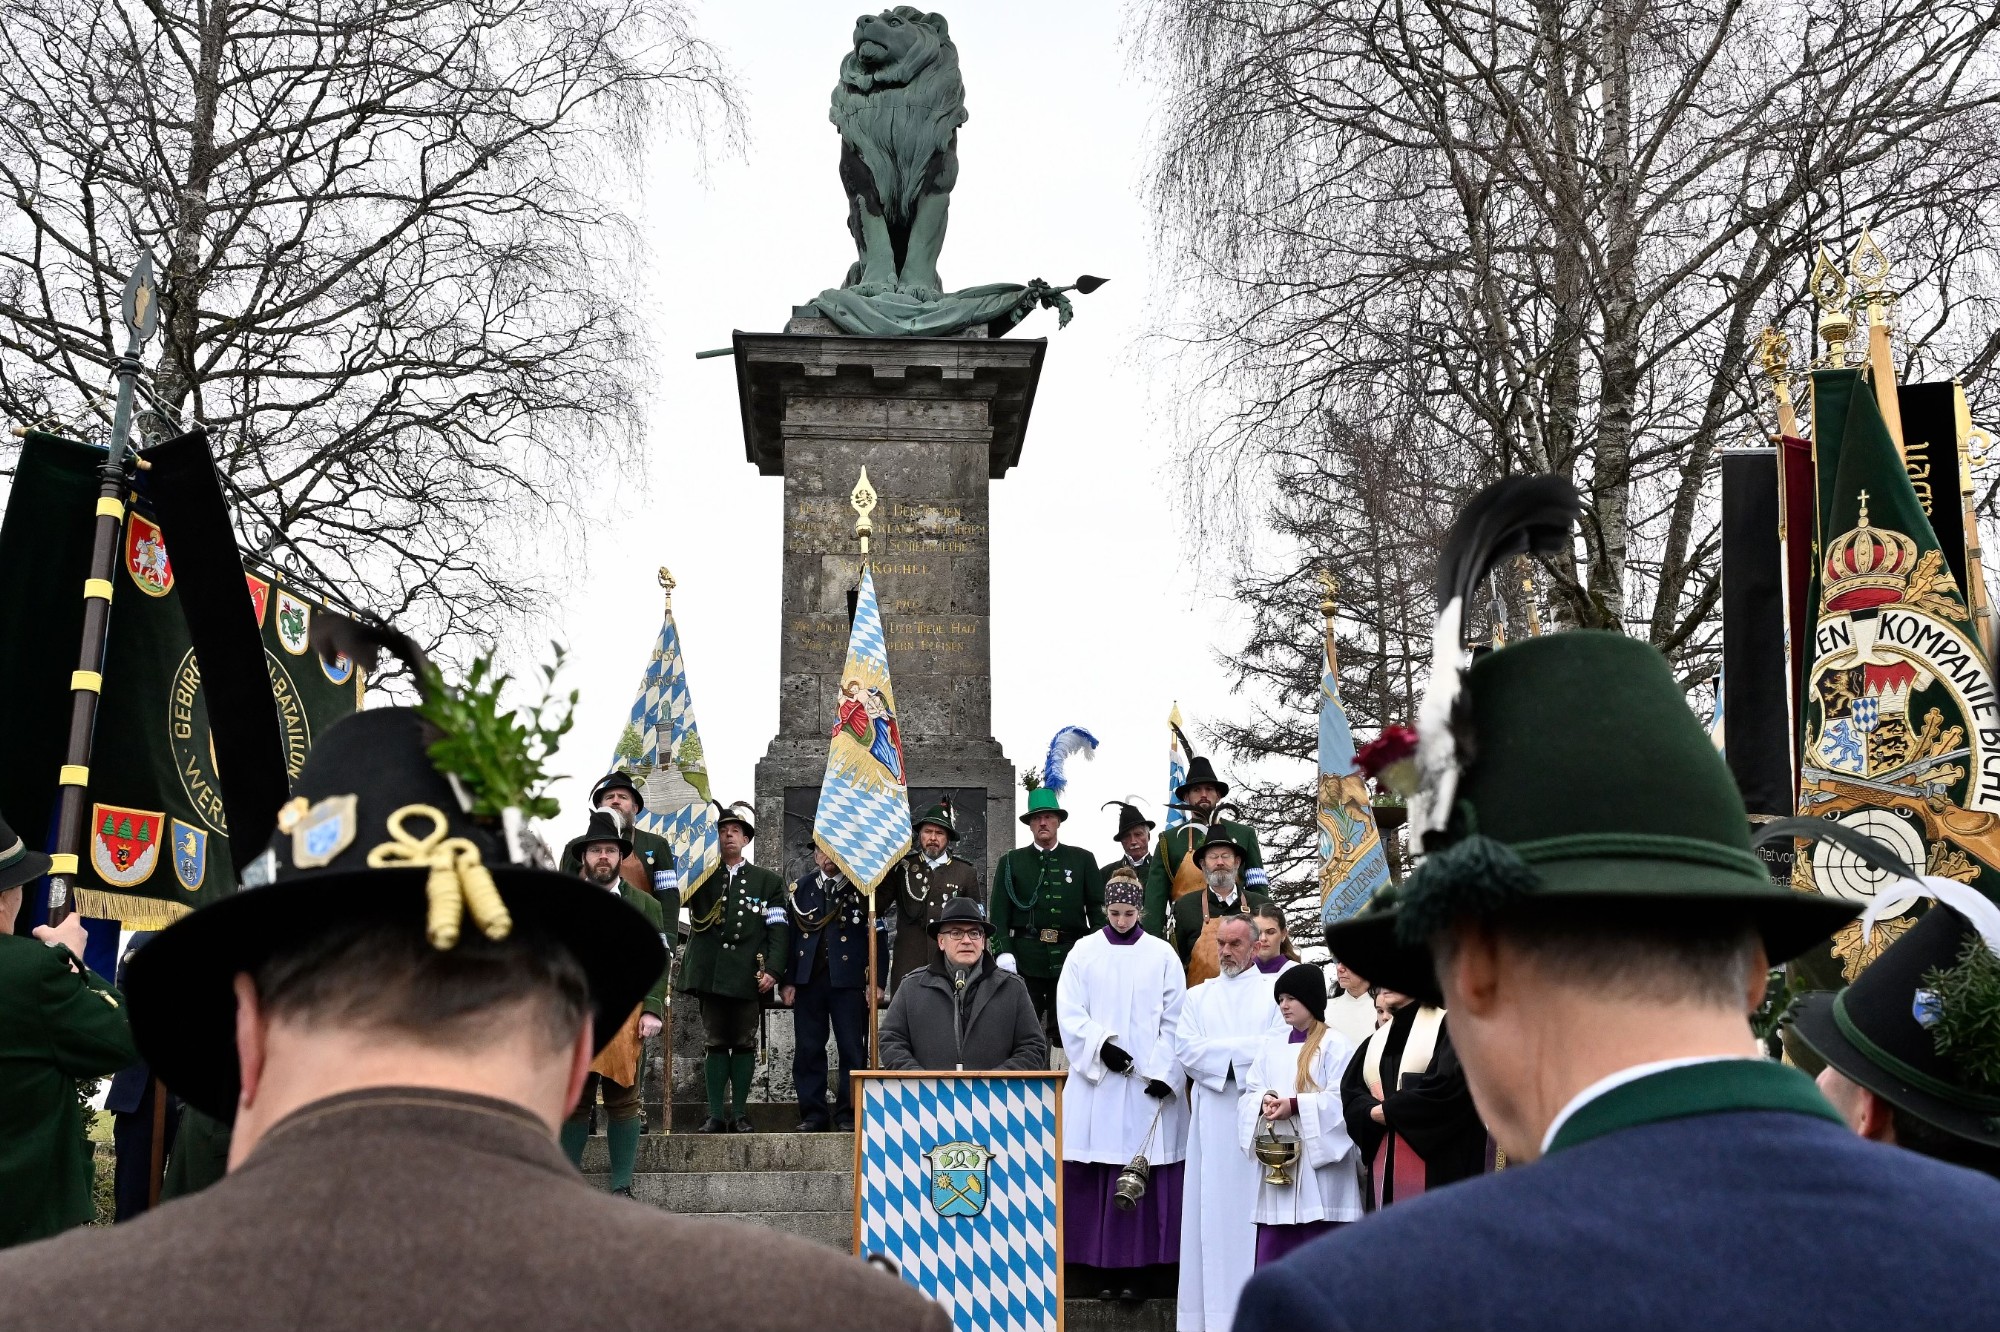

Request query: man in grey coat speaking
[{"left": 880, "top": 898, "right": 1047, "bottom": 1071}]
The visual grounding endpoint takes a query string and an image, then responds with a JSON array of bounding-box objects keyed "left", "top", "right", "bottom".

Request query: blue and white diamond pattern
[
  {"left": 858, "top": 1075, "right": 1062, "bottom": 1332},
  {"left": 617, "top": 603, "right": 717, "bottom": 894},
  {"left": 815, "top": 565, "right": 912, "bottom": 894}
]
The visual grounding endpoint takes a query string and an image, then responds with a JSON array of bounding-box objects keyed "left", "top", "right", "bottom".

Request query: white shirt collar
[
  {"left": 1539, "top": 1055, "right": 1744, "bottom": 1155},
  {"left": 924, "top": 851, "right": 950, "bottom": 869}
]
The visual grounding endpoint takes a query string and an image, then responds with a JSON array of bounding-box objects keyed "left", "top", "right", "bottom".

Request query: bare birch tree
[
  {"left": 1138, "top": 0, "right": 2000, "bottom": 894},
  {"left": 0, "top": 0, "right": 740, "bottom": 646}
]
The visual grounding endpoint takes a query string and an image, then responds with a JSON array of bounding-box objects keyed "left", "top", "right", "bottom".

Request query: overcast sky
[{"left": 539, "top": 0, "right": 1272, "bottom": 857}]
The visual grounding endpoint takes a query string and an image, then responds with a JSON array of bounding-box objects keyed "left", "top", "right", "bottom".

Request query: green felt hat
[
  {"left": 914, "top": 800, "right": 960, "bottom": 841},
  {"left": 1327, "top": 632, "right": 1858, "bottom": 1004},
  {"left": 1020, "top": 787, "right": 1068, "bottom": 824}
]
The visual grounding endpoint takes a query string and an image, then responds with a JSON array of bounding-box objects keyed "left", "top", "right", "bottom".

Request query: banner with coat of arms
[
  {"left": 0, "top": 432, "right": 362, "bottom": 928},
  {"left": 813, "top": 564, "right": 913, "bottom": 896},
  {"left": 1795, "top": 369, "right": 2000, "bottom": 982},
  {"left": 853, "top": 1072, "right": 1061, "bottom": 1332}
]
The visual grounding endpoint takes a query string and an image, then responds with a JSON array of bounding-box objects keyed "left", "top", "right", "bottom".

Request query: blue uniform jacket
[
  {"left": 104, "top": 932, "right": 158, "bottom": 1115},
  {"left": 1236, "top": 1105, "right": 2000, "bottom": 1332},
  {"left": 787, "top": 872, "right": 887, "bottom": 991}
]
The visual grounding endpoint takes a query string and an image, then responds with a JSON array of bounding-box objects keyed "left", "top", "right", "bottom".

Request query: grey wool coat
[
  {"left": 0, "top": 1086, "right": 953, "bottom": 1332},
  {"left": 878, "top": 954, "right": 1048, "bottom": 1072}
]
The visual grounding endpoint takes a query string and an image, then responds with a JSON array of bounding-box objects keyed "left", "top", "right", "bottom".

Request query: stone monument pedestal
[{"left": 738, "top": 323, "right": 1041, "bottom": 886}]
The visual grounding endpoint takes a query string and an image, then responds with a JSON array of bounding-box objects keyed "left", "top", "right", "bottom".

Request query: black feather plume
[
  {"left": 1171, "top": 720, "right": 1196, "bottom": 760},
  {"left": 1433, "top": 474, "right": 1583, "bottom": 614},
  {"left": 308, "top": 611, "right": 430, "bottom": 693},
  {"left": 1412, "top": 475, "right": 1583, "bottom": 844}
]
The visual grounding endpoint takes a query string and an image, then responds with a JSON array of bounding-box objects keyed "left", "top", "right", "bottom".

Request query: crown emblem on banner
[{"left": 1823, "top": 491, "right": 1920, "bottom": 613}]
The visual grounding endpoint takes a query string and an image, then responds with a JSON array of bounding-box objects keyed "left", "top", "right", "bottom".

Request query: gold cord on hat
[{"left": 368, "top": 803, "right": 513, "bottom": 949}]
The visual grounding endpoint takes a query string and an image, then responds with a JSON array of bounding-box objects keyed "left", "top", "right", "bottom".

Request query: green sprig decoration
[
  {"left": 1922, "top": 937, "right": 2000, "bottom": 1094},
  {"left": 1022, "top": 768, "right": 1043, "bottom": 792},
  {"left": 417, "top": 644, "right": 578, "bottom": 820}
]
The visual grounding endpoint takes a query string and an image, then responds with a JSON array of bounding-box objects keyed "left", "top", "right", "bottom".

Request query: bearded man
[
  {"left": 878, "top": 801, "right": 981, "bottom": 993},
  {"left": 1145, "top": 757, "right": 1266, "bottom": 937},
  {"left": 1170, "top": 832, "right": 1272, "bottom": 987},
  {"left": 560, "top": 812, "right": 669, "bottom": 1195},
  {"left": 1171, "top": 914, "right": 1284, "bottom": 1332}
]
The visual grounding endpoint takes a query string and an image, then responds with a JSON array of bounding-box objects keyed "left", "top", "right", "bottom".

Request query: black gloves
[
  {"left": 1144, "top": 1079, "right": 1174, "bottom": 1100},
  {"left": 1101, "top": 1041, "right": 1134, "bottom": 1073}
]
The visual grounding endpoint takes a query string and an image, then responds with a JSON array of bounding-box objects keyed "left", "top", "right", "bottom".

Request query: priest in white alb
[
  {"left": 1057, "top": 868, "right": 1190, "bottom": 1302},
  {"left": 1172, "top": 913, "right": 1287, "bottom": 1332}
]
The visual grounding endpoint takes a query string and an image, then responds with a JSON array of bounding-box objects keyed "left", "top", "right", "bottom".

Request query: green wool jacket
[
  {"left": 989, "top": 843, "right": 1103, "bottom": 980},
  {"left": 0, "top": 937, "right": 138, "bottom": 1248},
  {"left": 677, "top": 861, "right": 789, "bottom": 1002},
  {"left": 1169, "top": 886, "right": 1270, "bottom": 968},
  {"left": 1143, "top": 819, "right": 1267, "bottom": 936},
  {"left": 612, "top": 881, "right": 670, "bottom": 1019}
]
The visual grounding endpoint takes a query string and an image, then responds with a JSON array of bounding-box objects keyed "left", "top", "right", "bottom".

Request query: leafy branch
[{"left": 417, "top": 645, "right": 577, "bottom": 820}]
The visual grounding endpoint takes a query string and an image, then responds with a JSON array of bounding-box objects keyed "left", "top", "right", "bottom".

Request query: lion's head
[
  {"left": 841, "top": 8, "right": 953, "bottom": 94},
  {"left": 831, "top": 8, "right": 967, "bottom": 228}
]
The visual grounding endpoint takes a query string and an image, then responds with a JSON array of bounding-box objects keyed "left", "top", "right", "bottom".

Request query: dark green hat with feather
[
  {"left": 1327, "top": 477, "right": 1856, "bottom": 1005},
  {"left": 1792, "top": 869, "right": 2000, "bottom": 1148}
]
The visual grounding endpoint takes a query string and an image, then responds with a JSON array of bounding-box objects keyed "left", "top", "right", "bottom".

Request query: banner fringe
[{"left": 73, "top": 888, "right": 193, "bottom": 929}]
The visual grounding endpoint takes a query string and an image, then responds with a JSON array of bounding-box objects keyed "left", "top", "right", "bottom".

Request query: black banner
[
  {"left": 1898, "top": 381, "right": 1968, "bottom": 595},
  {"left": 1721, "top": 448, "right": 1792, "bottom": 827}
]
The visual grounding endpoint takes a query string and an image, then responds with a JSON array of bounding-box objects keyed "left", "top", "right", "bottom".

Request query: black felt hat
[
  {"left": 927, "top": 896, "right": 995, "bottom": 939},
  {"left": 591, "top": 770, "right": 646, "bottom": 811},
  {"left": 1793, "top": 904, "right": 2000, "bottom": 1148},
  {"left": 124, "top": 708, "right": 665, "bottom": 1121},
  {"left": 1273, "top": 963, "right": 1327, "bottom": 1022},
  {"left": 714, "top": 801, "right": 755, "bottom": 840},
  {"left": 1194, "top": 826, "right": 1247, "bottom": 869},
  {"left": 1105, "top": 800, "right": 1156, "bottom": 842},
  {"left": 0, "top": 809, "right": 52, "bottom": 893},
  {"left": 1176, "top": 756, "right": 1230, "bottom": 801},
  {"left": 566, "top": 809, "right": 633, "bottom": 864}
]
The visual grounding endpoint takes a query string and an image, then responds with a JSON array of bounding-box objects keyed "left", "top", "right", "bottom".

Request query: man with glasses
[{"left": 879, "top": 898, "right": 1045, "bottom": 1072}]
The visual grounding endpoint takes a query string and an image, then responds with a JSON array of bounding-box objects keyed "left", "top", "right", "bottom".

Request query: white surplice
[
  {"left": 1325, "top": 989, "right": 1377, "bottom": 1050},
  {"left": 1172, "top": 961, "right": 1288, "bottom": 1332},
  {"left": 1058, "top": 926, "right": 1190, "bottom": 1165},
  {"left": 1236, "top": 1030, "right": 1366, "bottom": 1225}
]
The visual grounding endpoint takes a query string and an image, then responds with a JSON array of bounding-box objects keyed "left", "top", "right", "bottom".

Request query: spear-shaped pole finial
[{"left": 851, "top": 467, "right": 877, "bottom": 559}]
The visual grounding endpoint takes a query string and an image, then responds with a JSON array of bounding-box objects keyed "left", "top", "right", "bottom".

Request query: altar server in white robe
[
  {"left": 1171, "top": 913, "right": 1287, "bottom": 1332},
  {"left": 1237, "top": 963, "right": 1364, "bottom": 1267},
  {"left": 1058, "top": 868, "right": 1190, "bottom": 1301}
]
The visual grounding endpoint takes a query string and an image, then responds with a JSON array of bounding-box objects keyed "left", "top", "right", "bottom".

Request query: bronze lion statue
[{"left": 830, "top": 9, "right": 967, "bottom": 302}]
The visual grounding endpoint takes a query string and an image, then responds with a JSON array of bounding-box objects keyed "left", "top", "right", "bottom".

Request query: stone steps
[{"left": 581, "top": 1128, "right": 852, "bottom": 1246}]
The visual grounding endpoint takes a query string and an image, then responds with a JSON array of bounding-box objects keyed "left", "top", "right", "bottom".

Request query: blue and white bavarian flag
[
  {"left": 857, "top": 1074, "right": 1061, "bottom": 1332},
  {"left": 814, "top": 564, "right": 912, "bottom": 895},
  {"left": 1166, "top": 703, "right": 1190, "bottom": 831},
  {"left": 618, "top": 586, "right": 718, "bottom": 898},
  {"left": 1318, "top": 627, "right": 1392, "bottom": 927}
]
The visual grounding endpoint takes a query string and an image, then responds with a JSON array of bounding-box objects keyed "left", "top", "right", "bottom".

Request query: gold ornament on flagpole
[
  {"left": 852, "top": 466, "right": 877, "bottom": 557},
  {"left": 1517, "top": 554, "right": 1543, "bottom": 636},
  {"left": 1810, "top": 247, "right": 1854, "bottom": 369},
  {"left": 658, "top": 566, "right": 675, "bottom": 606},
  {"left": 1756, "top": 326, "right": 1799, "bottom": 438},
  {"left": 1850, "top": 227, "right": 1905, "bottom": 457},
  {"left": 1318, "top": 568, "right": 1339, "bottom": 672}
]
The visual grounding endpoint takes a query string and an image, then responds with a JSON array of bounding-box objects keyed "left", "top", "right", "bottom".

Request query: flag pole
[
  {"left": 1809, "top": 247, "right": 1855, "bottom": 371},
  {"left": 45, "top": 255, "right": 160, "bottom": 924},
  {"left": 1756, "top": 326, "right": 1800, "bottom": 440},
  {"left": 851, "top": 467, "right": 882, "bottom": 1069},
  {"left": 1852, "top": 229, "right": 1906, "bottom": 461}
]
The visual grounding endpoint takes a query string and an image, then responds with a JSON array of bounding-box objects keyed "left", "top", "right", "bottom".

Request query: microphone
[{"left": 951, "top": 965, "right": 969, "bottom": 991}]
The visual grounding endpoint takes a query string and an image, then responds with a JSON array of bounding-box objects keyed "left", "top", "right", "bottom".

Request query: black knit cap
[{"left": 1273, "top": 963, "right": 1327, "bottom": 1022}]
